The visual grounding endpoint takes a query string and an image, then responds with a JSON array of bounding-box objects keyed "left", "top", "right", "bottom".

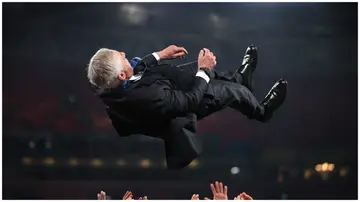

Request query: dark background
[{"left": 2, "top": 2, "right": 358, "bottom": 199}]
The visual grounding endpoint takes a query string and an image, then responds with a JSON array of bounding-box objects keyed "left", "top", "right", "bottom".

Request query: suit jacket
[{"left": 94, "top": 54, "right": 209, "bottom": 169}]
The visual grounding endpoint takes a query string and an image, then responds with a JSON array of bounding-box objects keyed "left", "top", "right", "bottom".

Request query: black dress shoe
[
  {"left": 238, "top": 45, "right": 258, "bottom": 92},
  {"left": 260, "top": 79, "right": 288, "bottom": 122}
]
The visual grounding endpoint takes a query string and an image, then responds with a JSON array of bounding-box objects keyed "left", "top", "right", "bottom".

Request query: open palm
[{"left": 210, "top": 181, "right": 228, "bottom": 200}]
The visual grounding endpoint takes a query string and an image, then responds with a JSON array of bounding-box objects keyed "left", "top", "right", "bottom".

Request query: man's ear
[{"left": 117, "top": 73, "right": 126, "bottom": 82}]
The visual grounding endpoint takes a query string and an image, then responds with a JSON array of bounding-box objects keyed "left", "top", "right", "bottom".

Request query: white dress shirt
[{"left": 129, "top": 52, "right": 210, "bottom": 83}]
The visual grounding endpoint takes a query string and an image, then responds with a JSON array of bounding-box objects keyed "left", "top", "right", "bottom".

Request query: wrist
[
  {"left": 199, "top": 67, "right": 215, "bottom": 79},
  {"left": 156, "top": 51, "right": 166, "bottom": 60},
  {"left": 196, "top": 70, "right": 210, "bottom": 83},
  {"left": 199, "top": 67, "right": 213, "bottom": 79}
]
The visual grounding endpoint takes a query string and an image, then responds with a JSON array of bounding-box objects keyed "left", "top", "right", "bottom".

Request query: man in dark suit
[{"left": 87, "top": 45, "right": 287, "bottom": 169}]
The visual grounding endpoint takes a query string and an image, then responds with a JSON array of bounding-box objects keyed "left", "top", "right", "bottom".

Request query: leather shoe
[
  {"left": 260, "top": 79, "right": 288, "bottom": 122},
  {"left": 238, "top": 45, "right": 258, "bottom": 92}
]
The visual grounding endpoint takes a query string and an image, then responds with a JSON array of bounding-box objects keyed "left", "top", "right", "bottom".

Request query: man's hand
[
  {"left": 122, "top": 191, "right": 133, "bottom": 200},
  {"left": 198, "top": 48, "right": 217, "bottom": 70},
  {"left": 157, "top": 45, "right": 188, "bottom": 60},
  {"left": 234, "top": 192, "right": 253, "bottom": 200},
  {"left": 138, "top": 196, "right": 148, "bottom": 200},
  {"left": 97, "top": 191, "right": 107, "bottom": 200},
  {"left": 210, "top": 181, "right": 228, "bottom": 200}
]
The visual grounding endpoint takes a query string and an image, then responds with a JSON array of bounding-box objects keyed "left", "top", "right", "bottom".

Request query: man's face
[{"left": 115, "top": 51, "right": 134, "bottom": 81}]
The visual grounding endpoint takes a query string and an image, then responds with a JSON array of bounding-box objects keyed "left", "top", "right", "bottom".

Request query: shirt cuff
[
  {"left": 196, "top": 71, "right": 210, "bottom": 83},
  {"left": 152, "top": 52, "right": 161, "bottom": 61}
]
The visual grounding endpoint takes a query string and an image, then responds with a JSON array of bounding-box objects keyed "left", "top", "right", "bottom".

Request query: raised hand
[
  {"left": 97, "top": 191, "right": 107, "bottom": 200},
  {"left": 122, "top": 191, "right": 133, "bottom": 200},
  {"left": 157, "top": 45, "right": 188, "bottom": 60},
  {"left": 234, "top": 192, "right": 253, "bottom": 200},
  {"left": 210, "top": 181, "right": 228, "bottom": 200},
  {"left": 191, "top": 194, "right": 200, "bottom": 200}
]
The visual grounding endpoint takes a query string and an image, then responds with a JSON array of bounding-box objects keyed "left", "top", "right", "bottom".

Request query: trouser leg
[{"left": 196, "top": 80, "right": 264, "bottom": 121}]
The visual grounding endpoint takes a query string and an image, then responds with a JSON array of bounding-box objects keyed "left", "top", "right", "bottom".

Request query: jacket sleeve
[
  {"left": 141, "top": 53, "right": 159, "bottom": 66},
  {"left": 133, "top": 54, "right": 159, "bottom": 73},
  {"left": 150, "top": 76, "right": 209, "bottom": 118}
]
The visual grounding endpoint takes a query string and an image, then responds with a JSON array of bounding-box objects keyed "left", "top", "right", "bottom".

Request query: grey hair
[{"left": 87, "top": 48, "right": 123, "bottom": 88}]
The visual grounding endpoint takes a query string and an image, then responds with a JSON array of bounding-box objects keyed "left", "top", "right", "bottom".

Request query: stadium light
[
  {"left": 69, "top": 158, "right": 78, "bottom": 166},
  {"left": 21, "top": 157, "right": 32, "bottom": 165},
  {"left": 321, "top": 162, "right": 329, "bottom": 171},
  {"left": 119, "top": 4, "right": 148, "bottom": 25},
  {"left": 230, "top": 166, "right": 240, "bottom": 175},
  {"left": 91, "top": 158, "right": 103, "bottom": 167},
  {"left": 304, "top": 169, "right": 312, "bottom": 180},
  {"left": 315, "top": 162, "right": 335, "bottom": 172},
  {"left": 140, "top": 159, "right": 151, "bottom": 168},
  {"left": 315, "top": 164, "right": 322, "bottom": 172},
  {"left": 328, "top": 163, "right": 335, "bottom": 172},
  {"left": 43, "top": 157, "right": 55, "bottom": 166}
]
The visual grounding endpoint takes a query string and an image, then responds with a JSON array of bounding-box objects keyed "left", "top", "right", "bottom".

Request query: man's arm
[
  {"left": 110, "top": 70, "right": 209, "bottom": 120},
  {"left": 133, "top": 53, "right": 159, "bottom": 74},
  {"left": 131, "top": 48, "right": 215, "bottom": 118},
  {"left": 139, "top": 53, "right": 160, "bottom": 67},
  {"left": 143, "top": 48, "right": 215, "bottom": 118},
  {"left": 135, "top": 45, "right": 188, "bottom": 71}
]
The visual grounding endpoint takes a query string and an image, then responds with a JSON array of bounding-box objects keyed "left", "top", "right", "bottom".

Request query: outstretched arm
[
  {"left": 141, "top": 48, "right": 216, "bottom": 118},
  {"left": 135, "top": 45, "right": 188, "bottom": 71}
]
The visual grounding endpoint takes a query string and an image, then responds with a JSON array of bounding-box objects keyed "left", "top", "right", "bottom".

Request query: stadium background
[{"left": 2, "top": 2, "right": 357, "bottom": 199}]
